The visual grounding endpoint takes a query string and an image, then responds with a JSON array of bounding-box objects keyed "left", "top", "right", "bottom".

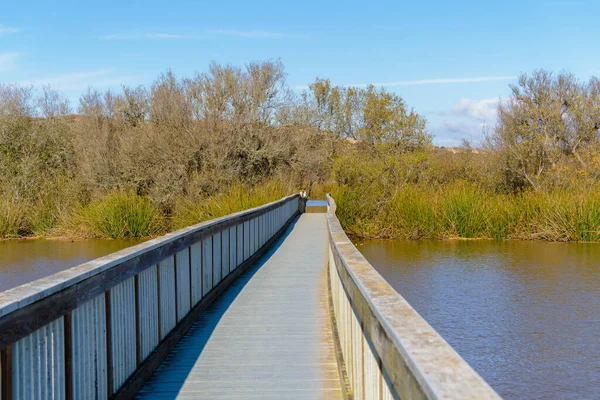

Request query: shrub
[
  {"left": 68, "top": 193, "right": 166, "bottom": 238},
  {"left": 0, "top": 198, "right": 26, "bottom": 238}
]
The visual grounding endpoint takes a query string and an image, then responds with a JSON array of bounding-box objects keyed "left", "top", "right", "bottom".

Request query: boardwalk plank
[{"left": 136, "top": 214, "right": 343, "bottom": 399}]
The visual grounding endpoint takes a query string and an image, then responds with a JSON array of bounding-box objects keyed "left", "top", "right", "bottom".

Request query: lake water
[
  {"left": 0, "top": 239, "right": 141, "bottom": 292},
  {"left": 1, "top": 237, "right": 597, "bottom": 398},
  {"left": 356, "top": 239, "right": 600, "bottom": 400}
]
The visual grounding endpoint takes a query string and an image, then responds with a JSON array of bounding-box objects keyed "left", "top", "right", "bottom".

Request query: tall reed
[
  {"left": 332, "top": 182, "right": 600, "bottom": 242},
  {"left": 0, "top": 198, "right": 26, "bottom": 238},
  {"left": 66, "top": 192, "right": 166, "bottom": 239}
]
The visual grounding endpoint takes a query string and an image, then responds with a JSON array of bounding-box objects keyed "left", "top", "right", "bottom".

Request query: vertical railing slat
[
  {"left": 213, "top": 233, "right": 222, "bottom": 285},
  {"left": 221, "top": 228, "right": 229, "bottom": 279},
  {"left": 229, "top": 227, "right": 236, "bottom": 275},
  {"left": 190, "top": 242, "right": 202, "bottom": 305},
  {"left": 110, "top": 277, "right": 136, "bottom": 393},
  {"left": 64, "top": 312, "right": 73, "bottom": 400},
  {"left": 202, "top": 237, "right": 213, "bottom": 295},
  {"left": 159, "top": 257, "right": 176, "bottom": 339},
  {"left": 175, "top": 249, "right": 191, "bottom": 321},
  {"left": 236, "top": 223, "right": 244, "bottom": 268},
  {"left": 134, "top": 275, "right": 141, "bottom": 367},
  {"left": 243, "top": 220, "right": 250, "bottom": 261},
  {"left": 105, "top": 290, "right": 113, "bottom": 396},
  {"left": 138, "top": 265, "right": 159, "bottom": 362}
]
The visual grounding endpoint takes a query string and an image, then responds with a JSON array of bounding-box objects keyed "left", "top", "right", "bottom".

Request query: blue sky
[{"left": 2, "top": 0, "right": 600, "bottom": 145}]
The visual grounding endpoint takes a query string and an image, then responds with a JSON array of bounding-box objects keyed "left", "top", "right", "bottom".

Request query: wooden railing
[
  {"left": 0, "top": 194, "right": 302, "bottom": 400},
  {"left": 325, "top": 195, "right": 501, "bottom": 400}
]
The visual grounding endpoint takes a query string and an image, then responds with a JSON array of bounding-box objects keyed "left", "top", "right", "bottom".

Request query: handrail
[
  {"left": 325, "top": 194, "right": 501, "bottom": 399},
  {"left": 0, "top": 193, "right": 302, "bottom": 399}
]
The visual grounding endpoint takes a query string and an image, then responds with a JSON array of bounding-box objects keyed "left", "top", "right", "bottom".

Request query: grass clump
[
  {"left": 0, "top": 198, "right": 26, "bottom": 238},
  {"left": 440, "top": 182, "right": 489, "bottom": 238},
  {"left": 386, "top": 185, "right": 437, "bottom": 239},
  {"left": 533, "top": 192, "right": 600, "bottom": 242},
  {"left": 67, "top": 192, "right": 166, "bottom": 239}
]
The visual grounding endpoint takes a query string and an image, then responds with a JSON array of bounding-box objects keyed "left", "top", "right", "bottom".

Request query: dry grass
[{"left": 172, "top": 180, "right": 292, "bottom": 229}]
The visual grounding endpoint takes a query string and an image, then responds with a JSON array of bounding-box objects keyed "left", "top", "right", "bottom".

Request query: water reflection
[{"left": 357, "top": 239, "right": 600, "bottom": 400}]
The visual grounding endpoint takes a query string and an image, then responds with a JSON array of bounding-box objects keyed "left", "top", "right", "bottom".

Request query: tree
[
  {"left": 300, "top": 79, "right": 431, "bottom": 152},
  {"left": 490, "top": 70, "right": 600, "bottom": 190},
  {"left": 358, "top": 85, "right": 430, "bottom": 150}
]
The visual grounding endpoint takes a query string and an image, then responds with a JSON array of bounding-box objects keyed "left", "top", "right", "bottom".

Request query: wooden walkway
[{"left": 136, "top": 214, "right": 343, "bottom": 399}]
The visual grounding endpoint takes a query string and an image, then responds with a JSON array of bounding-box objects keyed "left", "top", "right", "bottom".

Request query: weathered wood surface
[{"left": 136, "top": 214, "right": 343, "bottom": 399}]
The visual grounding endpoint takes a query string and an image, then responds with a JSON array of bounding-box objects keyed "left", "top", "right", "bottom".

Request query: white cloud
[
  {"left": 451, "top": 97, "right": 505, "bottom": 122},
  {"left": 0, "top": 52, "right": 19, "bottom": 71},
  {"left": 437, "top": 97, "right": 508, "bottom": 144},
  {"left": 0, "top": 25, "right": 20, "bottom": 35}
]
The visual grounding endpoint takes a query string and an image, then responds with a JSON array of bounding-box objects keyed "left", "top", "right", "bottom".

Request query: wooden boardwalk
[{"left": 136, "top": 214, "right": 343, "bottom": 399}]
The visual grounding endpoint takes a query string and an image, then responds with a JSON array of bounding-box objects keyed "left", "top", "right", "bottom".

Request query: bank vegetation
[{"left": 2, "top": 62, "right": 600, "bottom": 241}]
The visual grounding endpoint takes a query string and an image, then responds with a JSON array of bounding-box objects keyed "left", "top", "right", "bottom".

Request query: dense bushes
[
  {"left": 0, "top": 61, "right": 328, "bottom": 238},
  {"left": 1, "top": 63, "right": 600, "bottom": 241}
]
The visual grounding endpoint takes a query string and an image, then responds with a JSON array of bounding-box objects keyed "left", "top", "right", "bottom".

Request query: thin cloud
[
  {"left": 100, "top": 33, "right": 204, "bottom": 40},
  {"left": 345, "top": 76, "right": 516, "bottom": 88},
  {"left": 210, "top": 29, "right": 306, "bottom": 39},
  {"left": 0, "top": 25, "right": 20, "bottom": 35},
  {"left": 444, "top": 120, "right": 485, "bottom": 136},
  {"left": 101, "top": 29, "right": 303, "bottom": 41},
  {"left": 0, "top": 52, "right": 19, "bottom": 71},
  {"left": 18, "top": 69, "right": 140, "bottom": 90},
  {"left": 293, "top": 75, "right": 516, "bottom": 91},
  {"left": 100, "top": 33, "right": 137, "bottom": 40},
  {"left": 145, "top": 33, "right": 204, "bottom": 39},
  {"left": 22, "top": 69, "right": 114, "bottom": 86}
]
